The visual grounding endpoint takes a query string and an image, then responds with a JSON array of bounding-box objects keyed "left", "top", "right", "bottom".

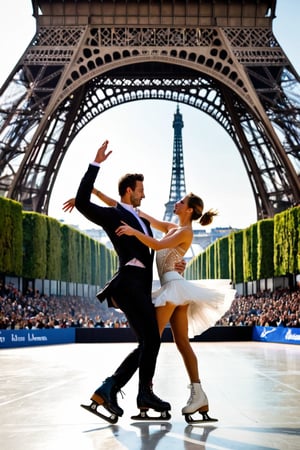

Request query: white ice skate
[{"left": 182, "top": 382, "right": 218, "bottom": 424}]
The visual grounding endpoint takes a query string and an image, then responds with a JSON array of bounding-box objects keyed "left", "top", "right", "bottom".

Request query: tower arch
[{"left": 0, "top": 0, "right": 299, "bottom": 218}]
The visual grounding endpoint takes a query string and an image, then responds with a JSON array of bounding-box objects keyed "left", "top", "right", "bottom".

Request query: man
[{"left": 75, "top": 140, "right": 173, "bottom": 422}]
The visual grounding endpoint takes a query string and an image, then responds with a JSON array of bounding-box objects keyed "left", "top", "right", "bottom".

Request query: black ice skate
[
  {"left": 81, "top": 376, "right": 123, "bottom": 424},
  {"left": 81, "top": 400, "right": 119, "bottom": 424},
  {"left": 131, "top": 384, "right": 171, "bottom": 421}
]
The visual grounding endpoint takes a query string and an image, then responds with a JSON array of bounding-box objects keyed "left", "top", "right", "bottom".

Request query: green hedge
[
  {"left": 23, "top": 212, "right": 48, "bottom": 279},
  {"left": 0, "top": 197, "right": 23, "bottom": 275},
  {"left": 243, "top": 223, "right": 258, "bottom": 282},
  {"left": 0, "top": 197, "right": 299, "bottom": 287},
  {"left": 216, "top": 236, "right": 230, "bottom": 279},
  {"left": 46, "top": 216, "right": 62, "bottom": 280},
  {"left": 231, "top": 230, "right": 244, "bottom": 284},
  {"left": 0, "top": 197, "right": 117, "bottom": 286},
  {"left": 274, "top": 206, "right": 300, "bottom": 276},
  {"left": 61, "top": 225, "right": 81, "bottom": 283},
  {"left": 257, "top": 219, "right": 274, "bottom": 279},
  {"left": 186, "top": 206, "right": 299, "bottom": 284}
]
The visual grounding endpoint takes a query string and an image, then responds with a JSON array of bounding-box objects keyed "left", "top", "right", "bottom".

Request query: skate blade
[
  {"left": 90, "top": 393, "right": 122, "bottom": 417},
  {"left": 184, "top": 411, "right": 218, "bottom": 424},
  {"left": 131, "top": 409, "right": 171, "bottom": 421},
  {"left": 81, "top": 402, "right": 118, "bottom": 424}
]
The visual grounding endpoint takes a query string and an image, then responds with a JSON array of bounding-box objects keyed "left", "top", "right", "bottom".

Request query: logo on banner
[
  {"left": 285, "top": 329, "right": 300, "bottom": 341},
  {"left": 260, "top": 327, "right": 277, "bottom": 338}
]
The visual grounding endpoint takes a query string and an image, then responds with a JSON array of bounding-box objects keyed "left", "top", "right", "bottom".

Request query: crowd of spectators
[
  {"left": 216, "top": 288, "right": 300, "bottom": 328},
  {"left": 0, "top": 282, "right": 128, "bottom": 330},
  {"left": 1, "top": 281, "right": 299, "bottom": 330}
]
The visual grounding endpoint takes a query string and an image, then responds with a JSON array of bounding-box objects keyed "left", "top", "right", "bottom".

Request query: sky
[{"left": 0, "top": 1, "right": 299, "bottom": 232}]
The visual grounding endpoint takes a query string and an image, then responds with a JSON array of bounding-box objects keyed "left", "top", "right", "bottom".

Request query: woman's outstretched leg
[
  {"left": 169, "top": 305, "right": 199, "bottom": 382},
  {"left": 170, "top": 305, "right": 209, "bottom": 418}
]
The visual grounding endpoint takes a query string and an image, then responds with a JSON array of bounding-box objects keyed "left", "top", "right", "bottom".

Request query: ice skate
[
  {"left": 182, "top": 382, "right": 218, "bottom": 424},
  {"left": 131, "top": 384, "right": 171, "bottom": 421},
  {"left": 81, "top": 400, "right": 119, "bottom": 424},
  {"left": 81, "top": 376, "right": 123, "bottom": 424}
]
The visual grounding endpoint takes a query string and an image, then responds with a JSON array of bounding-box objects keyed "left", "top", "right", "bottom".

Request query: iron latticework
[
  {"left": 0, "top": 0, "right": 299, "bottom": 217},
  {"left": 164, "top": 105, "right": 186, "bottom": 223}
]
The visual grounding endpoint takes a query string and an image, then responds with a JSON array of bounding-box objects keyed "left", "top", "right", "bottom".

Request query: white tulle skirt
[{"left": 152, "top": 271, "right": 236, "bottom": 338}]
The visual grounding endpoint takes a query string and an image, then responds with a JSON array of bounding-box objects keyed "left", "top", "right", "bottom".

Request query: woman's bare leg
[
  {"left": 156, "top": 303, "right": 210, "bottom": 416},
  {"left": 155, "top": 302, "right": 177, "bottom": 336},
  {"left": 169, "top": 305, "right": 200, "bottom": 383},
  {"left": 170, "top": 305, "right": 211, "bottom": 416}
]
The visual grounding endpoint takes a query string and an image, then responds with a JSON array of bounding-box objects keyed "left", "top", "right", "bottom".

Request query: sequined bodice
[{"left": 156, "top": 247, "right": 186, "bottom": 278}]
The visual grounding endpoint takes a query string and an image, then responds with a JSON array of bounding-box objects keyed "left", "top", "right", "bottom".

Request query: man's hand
[
  {"left": 94, "top": 140, "right": 112, "bottom": 164},
  {"left": 174, "top": 259, "right": 186, "bottom": 275}
]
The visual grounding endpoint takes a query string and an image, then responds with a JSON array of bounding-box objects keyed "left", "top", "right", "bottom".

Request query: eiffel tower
[
  {"left": 164, "top": 105, "right": 186, "bottom": 223},
  {"left": 0, "top": 0, "right": 299, "bottom": 218}
]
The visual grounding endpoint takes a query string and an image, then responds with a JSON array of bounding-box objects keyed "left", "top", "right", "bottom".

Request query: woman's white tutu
[{"left": 152, "top": 271, "right": 236, "bottom": 338}]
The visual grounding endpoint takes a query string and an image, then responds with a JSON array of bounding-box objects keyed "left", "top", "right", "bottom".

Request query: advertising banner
[
  {"left": 252, "top": 326, "right": 300, "bottom": 345},
  {"left": 0, "top": 328, "right": 75, "bottom": 348}
]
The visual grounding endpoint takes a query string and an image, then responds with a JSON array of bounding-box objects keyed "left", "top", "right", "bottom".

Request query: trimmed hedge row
[
  {"left": 0, "top": 197, "right": 299, "bottom": 286},
  {"left": 185, "top": 206, "right": 299, "bottom": 283},
  {"left": 0, "top": 197, "right": 117, "bottom": 286},
  {"left": 0, "top": 197, "right": 23, "bottom": 276}
]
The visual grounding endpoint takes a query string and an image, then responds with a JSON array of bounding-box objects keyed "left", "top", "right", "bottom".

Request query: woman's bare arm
[
  {"left": 63, "top": 188, "right": 117, "bottom": 212},
  {"left": 93, "top": 188, "right": 117, "bottom": 206},
  {"left": 138, "top": 209, "right": 176, "bottom": 234},
  {"left": 116, "top": 221, "right": 192, "bottom": 251}
]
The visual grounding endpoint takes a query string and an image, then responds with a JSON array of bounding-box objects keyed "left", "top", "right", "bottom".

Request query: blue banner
[
  {"left": 252, "top": 326, "right": 300, "bottom": 344},
  {"left": 0, "top": 328, "right": 75, "bottom": 348}
]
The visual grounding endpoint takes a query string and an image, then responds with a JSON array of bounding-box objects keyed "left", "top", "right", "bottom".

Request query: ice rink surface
[{"left": 1, "top": 341, "right": 299, "bottom": 450}]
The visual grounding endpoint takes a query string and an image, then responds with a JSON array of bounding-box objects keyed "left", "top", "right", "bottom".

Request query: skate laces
[
  {"left": 186, "top": 384, "right": 194, "bottom": 404},
  {"left": 118, "top": 388, "right": 125, "bottom": 399}
]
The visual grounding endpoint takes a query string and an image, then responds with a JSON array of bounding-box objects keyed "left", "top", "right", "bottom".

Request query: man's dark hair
[{"left": 118, "top": 173, "right": 144, "bottom": 196}]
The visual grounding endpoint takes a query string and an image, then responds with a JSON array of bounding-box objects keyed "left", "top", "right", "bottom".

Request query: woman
[
  {"left": 115, "top": 193, "right": 236, "bottom": 422},
  {"left": 63, "top": 191, "right": 235, "bottom": 422}
]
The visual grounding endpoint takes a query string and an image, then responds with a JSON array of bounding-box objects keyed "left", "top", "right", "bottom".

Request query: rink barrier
[
  {"left": 0, "top": 328, "right": 75, "bottom": 348},
  {"left": 0, "top": 326, "right": 252, "bottom": 348},
  {"left": 252, "top": 325, "right": 300, "bottom": 344},
  {"left": 1, "top": 326, "right": 299, "bottom": 348},
  {"left": 75, "top": 326, "right": 253, "bottom": 343}
]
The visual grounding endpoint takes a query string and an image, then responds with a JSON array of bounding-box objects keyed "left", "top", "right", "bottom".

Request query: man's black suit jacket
[{"left": 75, "top": 164, "right": 154, "bottom": 306}]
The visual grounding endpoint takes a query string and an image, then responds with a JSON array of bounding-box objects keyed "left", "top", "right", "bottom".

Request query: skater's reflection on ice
[{"left": 83, "top": 422, "right": 172, "bottom": 450}]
